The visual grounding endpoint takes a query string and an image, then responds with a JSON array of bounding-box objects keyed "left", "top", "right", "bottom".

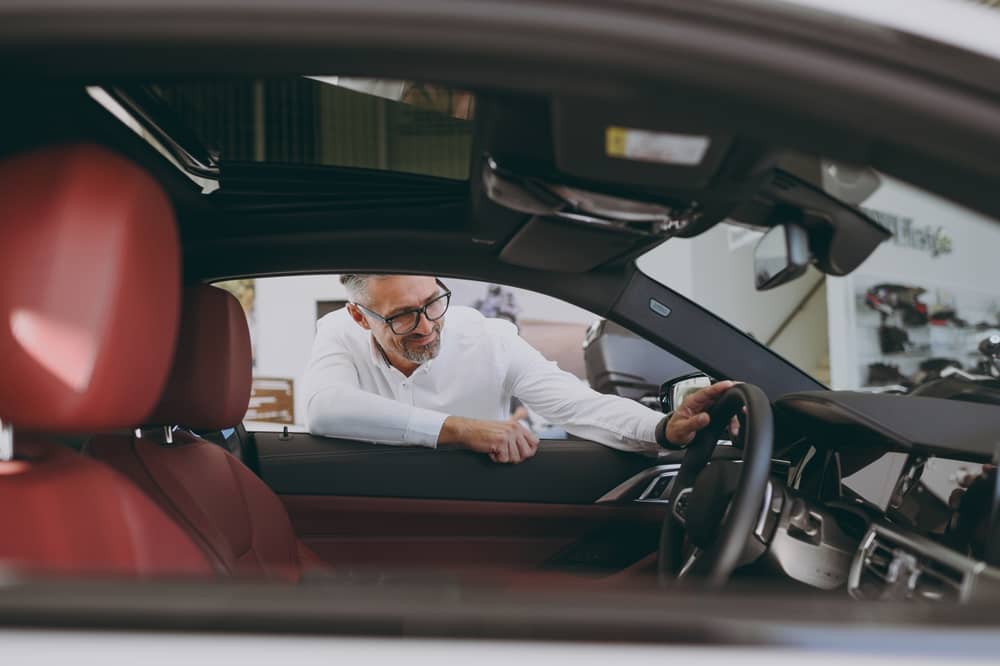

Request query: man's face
[{"left": 352, "top": 275, "right": 445, "bottom": 364}]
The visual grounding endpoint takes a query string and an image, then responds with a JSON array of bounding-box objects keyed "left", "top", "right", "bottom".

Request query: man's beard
[{"left": 398, "top": 323, "right": 442, "bottom": 363}]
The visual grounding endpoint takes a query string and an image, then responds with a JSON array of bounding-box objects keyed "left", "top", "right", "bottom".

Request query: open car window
[{"left": 217, "top": 276, "right": 613, "bottom": 434}]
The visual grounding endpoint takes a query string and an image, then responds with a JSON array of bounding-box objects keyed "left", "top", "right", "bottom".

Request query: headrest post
[
  {"left": 163, "top": 426, "right": 174, "bottom": 445},
  {"left": 134, "top": 428, "right": 143, "bottom": 439},
  {"left": 0, "top": 419, "right": 12, "bottom": 462}
]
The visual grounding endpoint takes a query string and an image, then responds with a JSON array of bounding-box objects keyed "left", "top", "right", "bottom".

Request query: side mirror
[
  {"left": 754, "top": 223, "right": 811, "bottom": 291},
  {"left": 658, "top": 373, "right": 713, "bottom": 413}
]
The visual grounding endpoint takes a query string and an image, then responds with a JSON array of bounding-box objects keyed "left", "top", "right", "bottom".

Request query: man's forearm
[
  {"left": 437, "top": 416, "right": 467, "bottom": 446},
  {"left": 305, "top": 385, "right": 447, "bottom": 447}
]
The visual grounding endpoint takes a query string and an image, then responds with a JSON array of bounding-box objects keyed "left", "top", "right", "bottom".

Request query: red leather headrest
[
  {"left": 0, "top": 144, "right": 180, "bottom": 431},
  {"left": 146, "top": 285, "right": 252, "bottom": 431}
]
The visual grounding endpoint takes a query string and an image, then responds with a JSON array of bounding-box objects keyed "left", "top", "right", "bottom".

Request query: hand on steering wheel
[
  {"left": 658, "top": 383, "right": 774, "bottom": 589},
  {"left": 665, "top": 380, "right": 743, "bottom": 447}
]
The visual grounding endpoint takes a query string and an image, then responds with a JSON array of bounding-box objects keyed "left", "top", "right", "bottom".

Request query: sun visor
[
  {"left": 499, "top": 216, "right": 642, "bottom": 272},
  {"left": 471, "top": 95, "right": 775, "bottom": 271},
  {"left": 482, "top": 157, "right": 697, "bottom": 271},
  {"left": 550, "top": 98, "right": 733, "bottom": 190}
]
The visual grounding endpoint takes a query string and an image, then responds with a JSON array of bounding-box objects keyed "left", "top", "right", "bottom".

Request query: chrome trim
[
  {"left": 677, "top": 547, "right": 701, "bottom": 578},
  {"left": 595, "top": 464, "right": 680, "bottom": 503},
  {"left": 0, "top": 419, "right": 12, "bottom": 462},
  {"left": 671, "top": 487, "right": 693, "bottom": 526},
  {"left": 86, "top": 86, "right": 220, "bottom": 194},
  {"left": 847, "top": 529, "right": 877, "bottom": 600},
  {"left": 163, "top": 426, "right": 174, "bottom": 445},
  {"left": 637, "top": 470, "right": 680, "bottom": 504},
  {"left": 106, "top": 86, "right": 220, "bottom": 178},
  {"left": 847, "top": 522, "right": 1000, "bottom": 602},
  {"left": 754, "top": 481, "right": 773, "bottom": 540}
]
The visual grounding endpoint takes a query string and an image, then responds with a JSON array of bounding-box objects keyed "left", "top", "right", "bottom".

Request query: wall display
[
  {"left": 853, "top": 274, "right": 1000, "bottom": 389},
  {"left": 826, "top": 174, "right": 1000, "bottom": 391}
]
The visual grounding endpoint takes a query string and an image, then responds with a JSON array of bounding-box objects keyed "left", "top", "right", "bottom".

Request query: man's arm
[
  {"left": 502, "top": 322, "right": 732, "bottom": 455},
  {"left": 500, "top": 325, "right": 661, "bottom": 455}
]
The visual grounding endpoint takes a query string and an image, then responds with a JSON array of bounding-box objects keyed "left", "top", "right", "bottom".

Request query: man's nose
[{"left": 412, "top": 313, "right": 435, "bottom": 336}]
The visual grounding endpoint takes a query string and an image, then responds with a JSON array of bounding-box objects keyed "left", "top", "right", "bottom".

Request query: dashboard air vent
[{"left": 850, "top": 528, "right": 966, "bottom": 602}]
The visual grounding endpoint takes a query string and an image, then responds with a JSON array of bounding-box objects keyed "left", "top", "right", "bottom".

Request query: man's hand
[
  {"left": 664, "top": 380, "right": 741, "bottom": 447},
  {"left": 439, "top": 415, "right": 539, "bottom": 464}
]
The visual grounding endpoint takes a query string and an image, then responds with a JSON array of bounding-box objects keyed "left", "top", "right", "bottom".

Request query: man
[{"left": 304, "top": 274, "right": 736, "bottom": 464}]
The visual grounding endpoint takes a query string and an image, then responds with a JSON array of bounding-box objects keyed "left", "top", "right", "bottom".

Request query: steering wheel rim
[{"left": 657, "top": 383, "right": 774, "bottom": 589}]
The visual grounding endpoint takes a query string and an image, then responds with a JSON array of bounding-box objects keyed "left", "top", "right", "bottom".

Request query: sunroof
[{"left": 148, "top": 77, "right": 473, "bottom": 180}]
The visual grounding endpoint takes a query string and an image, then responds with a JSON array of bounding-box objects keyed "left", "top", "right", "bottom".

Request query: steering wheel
[{"left": 658, "top": 383, "right": 774, "bottom": 588}]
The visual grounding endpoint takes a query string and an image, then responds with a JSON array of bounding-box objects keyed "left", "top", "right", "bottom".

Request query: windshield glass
[{"left": 637, "top": 161, "right": 1000, "bottom": 392}]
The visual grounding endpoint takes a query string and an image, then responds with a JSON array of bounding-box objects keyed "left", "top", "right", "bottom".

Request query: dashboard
[
  {"left": 769, "top": 390, "right": 1000, "bottom": 601},
  {"left": 604, "top": 389, "right": 1000, "bottom": 600}
]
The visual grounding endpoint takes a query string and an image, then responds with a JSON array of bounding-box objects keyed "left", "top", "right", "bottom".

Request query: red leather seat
[
  {"left": 90, "top": 285, "right": 326, "bottom": 582},
  {"left": 0, "top": 144, "right": 213, "bottom": 578}
]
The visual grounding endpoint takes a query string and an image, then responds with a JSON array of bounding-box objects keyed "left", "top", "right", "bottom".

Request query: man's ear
[{"left": 346, "top": 304, "right": 371, "bottom": 330}]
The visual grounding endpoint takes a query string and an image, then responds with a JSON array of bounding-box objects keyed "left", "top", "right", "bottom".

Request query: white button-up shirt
[{"left": 303, "top": 306, "right": 663, "bottom": 455}]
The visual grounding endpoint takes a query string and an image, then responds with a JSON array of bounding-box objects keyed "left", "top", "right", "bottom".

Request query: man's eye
[{"left": 392, "top": 311, "right": 418, "bottom": 327}]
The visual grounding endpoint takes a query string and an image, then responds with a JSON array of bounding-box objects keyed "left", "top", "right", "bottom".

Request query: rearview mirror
[{"left": 754, "top": 224, "right": 810, "bottom": 291}]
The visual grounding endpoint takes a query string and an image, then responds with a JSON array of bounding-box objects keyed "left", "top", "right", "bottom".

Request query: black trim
[
  {"left": 610, "top": 270, "right": 824, "bottom": 399},
  {"left": 256, "top": 433, "right": 656, "bottom": 504},
  {"left": 776, "top": 390, "right": 1000, "bottom": 462}
]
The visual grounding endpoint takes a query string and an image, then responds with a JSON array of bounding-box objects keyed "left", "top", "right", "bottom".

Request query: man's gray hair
[
  {"left": 341, "top": 274, "right": 439, "bottom": 305},
  {"left": 340, "top": 273, "right": 378, "bottom": 304}
]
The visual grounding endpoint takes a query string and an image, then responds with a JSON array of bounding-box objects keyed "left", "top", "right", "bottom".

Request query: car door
[{"left": 253, "top": 432, "right": 682, "bottom": 576}]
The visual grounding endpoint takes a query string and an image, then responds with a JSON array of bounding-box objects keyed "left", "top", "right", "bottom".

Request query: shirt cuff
[
  {"left": 638, "top": 410, "right": 667, "bottom": 445},
  {"left": 403, "top": 406, "right": 449, "bottom": 448}
]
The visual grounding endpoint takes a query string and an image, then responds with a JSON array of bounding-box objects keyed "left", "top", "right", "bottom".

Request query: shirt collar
[
  {"left": 369, "top": 335, "right": 431, "bottom": 377},
  {"left": 368, "top": 335, "right": 391, "bottom": 369}
]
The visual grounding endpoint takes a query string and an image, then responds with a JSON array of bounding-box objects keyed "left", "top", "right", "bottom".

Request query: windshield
[{"left": 637, "top": 160, "right": 1000, "bottom": 392}]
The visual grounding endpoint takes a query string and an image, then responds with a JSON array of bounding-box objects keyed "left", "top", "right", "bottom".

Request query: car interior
[{"left": 2, "top": 13, "right": 1000, "bottom": 608}]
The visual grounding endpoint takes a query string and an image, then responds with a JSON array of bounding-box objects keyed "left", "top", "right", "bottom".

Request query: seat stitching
[
  {"left": 224, "top": 453, "right": 265, "bottom": 568},
  {"left": 130, "top": 437, "right": 231, "bottom": 574}
]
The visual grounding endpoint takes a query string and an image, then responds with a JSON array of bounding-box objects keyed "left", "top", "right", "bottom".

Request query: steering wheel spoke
[{"left": 671, "top": 486, "right": 693, "bottom": 526}]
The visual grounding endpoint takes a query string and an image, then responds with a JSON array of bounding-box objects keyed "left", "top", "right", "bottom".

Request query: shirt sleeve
[
  {"left": 498, "top": 321, "right": 664, "bottom": 456},
  {"left": 302, "top": 321, "right": 448, "bottom": 447}
]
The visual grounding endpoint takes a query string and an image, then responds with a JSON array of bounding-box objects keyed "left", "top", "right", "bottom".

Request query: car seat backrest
[
  {"left": 91, "top": 284, "right": 325, "bottom": 581},
  {"left": 0, "top": 144, "right": 213, "bottom": 578}
]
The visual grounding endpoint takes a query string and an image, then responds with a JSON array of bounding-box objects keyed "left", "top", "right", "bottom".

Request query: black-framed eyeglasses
[{"left": 353, "top": 281, "right": 452, "bottom": 335}]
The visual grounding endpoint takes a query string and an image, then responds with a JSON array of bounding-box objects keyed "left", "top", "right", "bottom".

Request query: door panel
[
  {"left": 282, "top": 495, "right": 666, "bottom": 574},
  {"left": 257, "top": 433, "right": 678, "bottom": 575},
  {"left": 257, "top": 434, "right": 669, "bottom": 504}
]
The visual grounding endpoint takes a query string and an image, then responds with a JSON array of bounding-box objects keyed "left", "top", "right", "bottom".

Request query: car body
[{"left": 3, "top": 0, "right": 1000, "bottom": 663}]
